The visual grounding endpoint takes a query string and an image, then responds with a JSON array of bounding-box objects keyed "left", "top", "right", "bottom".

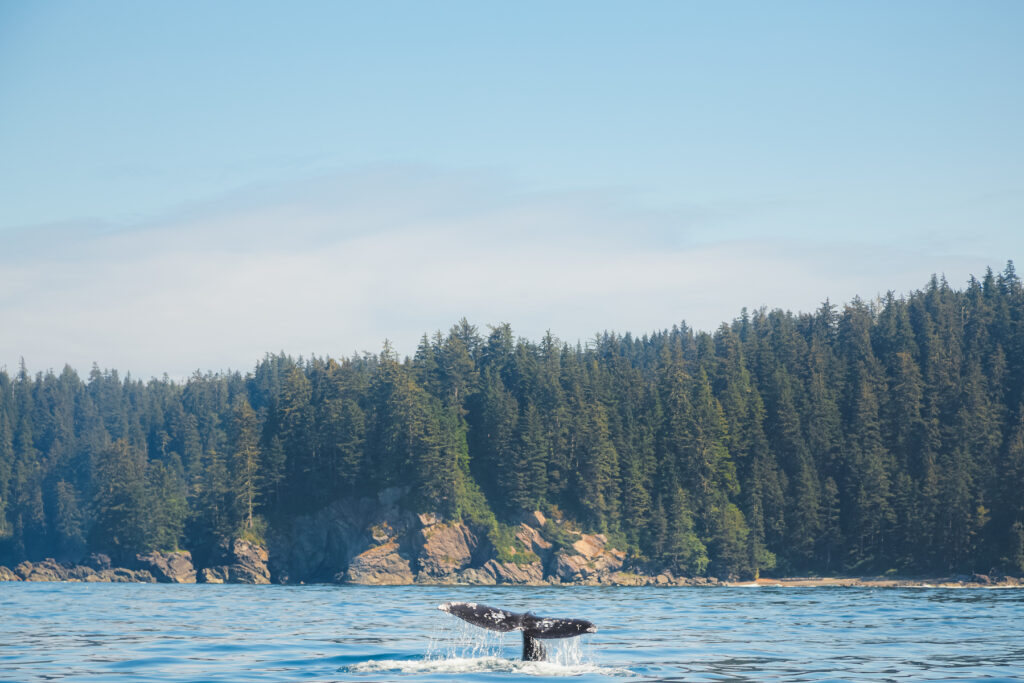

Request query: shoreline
[
  {"left": 3, "top": 560, "right": 1021, "bottom": 589},
  {"left": 731, "top": 575, "right": 1024, "bottom": 589}
]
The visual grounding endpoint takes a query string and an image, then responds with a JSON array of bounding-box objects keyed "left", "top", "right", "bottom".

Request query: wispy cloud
[{"left": 0, "top": 167, "right": 1001, "bottom": 379}]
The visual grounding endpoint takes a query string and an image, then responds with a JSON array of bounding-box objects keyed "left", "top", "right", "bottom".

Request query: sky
[{"left": 1, "top": 1, "right": 1022, "bottom": 379}]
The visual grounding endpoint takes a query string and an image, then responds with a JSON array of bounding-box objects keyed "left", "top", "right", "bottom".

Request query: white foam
[
  {"left": 386, "top": 608, "right": 632, "bottom": 677},
  {"left": 347, "top": 656, "right": 633, "bottom": 676}
]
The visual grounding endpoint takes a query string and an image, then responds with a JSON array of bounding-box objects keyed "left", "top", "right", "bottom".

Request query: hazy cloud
[{"left": 0, "top": 168, "right": 1001, "bottom": 379}]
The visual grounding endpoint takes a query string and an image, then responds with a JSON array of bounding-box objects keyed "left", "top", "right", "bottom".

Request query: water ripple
[{"left": 1, "top": 583, "right": 1023, "bottom": 681}]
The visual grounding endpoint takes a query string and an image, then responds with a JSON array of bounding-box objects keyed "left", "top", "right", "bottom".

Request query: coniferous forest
[{"left": 2, "top": 266, "right": 1023, "bottom": 579}]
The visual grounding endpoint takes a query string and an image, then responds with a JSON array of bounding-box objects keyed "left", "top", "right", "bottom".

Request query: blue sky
[{"left": 1, "top": 1, "right": 1022, "bottom": 378}]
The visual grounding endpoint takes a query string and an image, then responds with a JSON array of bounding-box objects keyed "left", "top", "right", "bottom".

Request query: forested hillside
[{"left": 2, "top": 265, "right": 1023, "bottom": 578}]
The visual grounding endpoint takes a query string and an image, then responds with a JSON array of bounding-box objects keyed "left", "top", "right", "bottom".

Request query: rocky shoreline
[
  {"left": 2, "top": 557, "right": 1019, "bottom": 588},
  {"left": 2, "top": 490, "right": 1021, "bottom": 589},
  {"left": 2, "top": 557, "right": 1020, "bottom": 588}
]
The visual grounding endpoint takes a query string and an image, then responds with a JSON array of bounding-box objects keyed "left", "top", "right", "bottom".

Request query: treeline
[{"left": 2, "top": 265, "right": 1023, "bottom": 578}]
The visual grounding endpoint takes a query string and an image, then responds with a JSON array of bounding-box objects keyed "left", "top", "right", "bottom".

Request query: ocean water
[{"left": 1, "top": 583, "right": 1022, "bottom": 682}]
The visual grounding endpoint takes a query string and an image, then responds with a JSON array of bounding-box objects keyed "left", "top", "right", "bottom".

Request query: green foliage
[
  {"left": 542, "top": 519, "right": 579, "bottom": 553},
  {"left": 90, "top": 439, "right": 150, "bottom": 561},
  {"left": 146, "top": 458, "right": 187, "bottom": 551},
  {"left": 238, "top": 515, "right": 268, "bottom": 546},
  {"left": 1, "top": 264, "right": 1023, "bottom": 579},
  {"left": 489, "top": 523, "right": 540, "bottom": 564}
]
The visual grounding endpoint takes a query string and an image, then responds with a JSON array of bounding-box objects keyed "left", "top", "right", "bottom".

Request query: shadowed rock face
[
  {"left": 264, "top": 491, "right": 640, "bottom": 585},
  {"left": 0, "top": 498, "right": 723, "bottom": 586},
  {"left": 267, "top": 487, "right": 416, "bottom": 585}
]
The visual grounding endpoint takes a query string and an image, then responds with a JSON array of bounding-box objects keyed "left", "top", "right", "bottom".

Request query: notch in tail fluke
[{"left": 437, "top": 601, "right": 597, "bottom": 661}]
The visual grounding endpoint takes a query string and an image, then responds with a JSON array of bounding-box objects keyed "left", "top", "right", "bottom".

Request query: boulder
[
  {"left": 456, "top": 567, "right": 498, "bottom": 585},
  {"left": 99, "top": 567, "right": 155, "bottom": 583},
  {"left": 0, "top": 565, "right": 22, "bottom": 581},
  {"left": 343, "top": 541, "right": 413, "bottom": 585},
  {"left": 16, "top": 559, "right": 69, "bottom": 582},
  {"left": 85, "top": 553, "right": 112, "bottom": 571},
  {"left": 203, "top": 539, "right": 270, "bottom": 584},
  {"left": 229, "top": 540, "right": 270, "bottom": 584},
  {"left": 7, "top": 556, "right": 160, "bottom": 583},
  {"left": 65, "top": 565, "right": 99, "bottom": 581},
  {"left": 608, "top": 571, "right": 650, "bottom": 586},
  {"left": 415, "top": 522, "right": 477, "bottom": 578},
  {"left": 200, "top": 567, "right": 229, "bottom": 584},
  {"left": 136, "top": 550, "right": 197, "bottom": 583}
]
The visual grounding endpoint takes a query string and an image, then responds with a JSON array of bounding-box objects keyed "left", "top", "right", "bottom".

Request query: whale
[{"left": 438, "top": 601, "right": 597, "bottom": 661}]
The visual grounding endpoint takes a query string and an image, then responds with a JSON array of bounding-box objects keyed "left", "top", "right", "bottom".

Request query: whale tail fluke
[{"left": 437, "top": 601, "right": 597, "bottom": 662}]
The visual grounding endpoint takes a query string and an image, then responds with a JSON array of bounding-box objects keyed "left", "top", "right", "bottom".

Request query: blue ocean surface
[{"left": 1, "top": 582, "right": 1022, "bottom": 682}]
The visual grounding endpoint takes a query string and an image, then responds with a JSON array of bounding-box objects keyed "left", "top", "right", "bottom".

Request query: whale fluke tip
[{"left": 437, "top": 601, "right": 596, "bottom": 661}]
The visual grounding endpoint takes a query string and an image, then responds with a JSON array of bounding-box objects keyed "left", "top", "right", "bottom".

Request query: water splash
[
  {"left": 345, "top": 618, "right": 630, "bottom": 676},
  {"left": 546, "top": 635, "right": 586, "bottom": 667},
  {"left": 425, "top": 617, "right": 509, "bottom": 660}
]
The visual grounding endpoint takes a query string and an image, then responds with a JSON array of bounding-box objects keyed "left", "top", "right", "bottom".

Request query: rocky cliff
[
  {"left": 266, "top": 490, "right": 666, "bottom": 586},
  {"left": 0, "top": 490, "right": 716, "bottom": 586}
]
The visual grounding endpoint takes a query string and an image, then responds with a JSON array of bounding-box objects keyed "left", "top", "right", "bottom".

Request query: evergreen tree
[
  {"left": 91, "top": 439, "right": 150, "bottom": 561},
  {"left": 146, "top": 458, "right": 187, "bottom": 550},
  {"left": 228, "top": 397, "right": 261, "bottom": 530},
  {"left": 53, "top": 480, "right": 85, "bottom": 559},
  {"left": 1, "top": 269, "right": 1022, "bottom": 578}
]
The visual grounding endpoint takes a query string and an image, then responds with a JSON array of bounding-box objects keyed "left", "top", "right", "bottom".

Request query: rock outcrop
[
  {"left": 268, "top": 487, "right": 416, "bottom": 584},
  {"left": 266, "top": 496, "right": 643, "bottom": 585},
  {"left": 96, "top": 567, "right": 157, "bottom": 583},
  {"left": 199, "top": 566, "right": 229, "bottom": 583},
  {"left": 16, "top": 559, "right": 66, "bottom": 581},
  {"left": 343, "top": 541, "right": 414, "bottom": 585},
  {"left": 0, "top": 565, "right": 22, "bottom": 581},
  {"left": 414, "top": 519, "right": 477, "bottom": 579},
  {"left": 553, "top": 533, "right": 626, "bottom": 583},
  {"left": 0, "top": 502, "right": 737, "bottom": 586},
  {"left": 85, "top": 553, "right": 112, "bottom": 571},
  {"left": 200, "top": 539, "right": 270, "bottom": 584},
  {"left": 11, "top": 558, "right": 155, "bottom": 583},
  {"left": 136, "top": 550, "right": 197, "bottom": 583},
  {"left": 516, "top": 523, "right": 553, "bottom": 559},
  {"left": 479, "top": 559, "right": 545, "bottom": 584}
]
